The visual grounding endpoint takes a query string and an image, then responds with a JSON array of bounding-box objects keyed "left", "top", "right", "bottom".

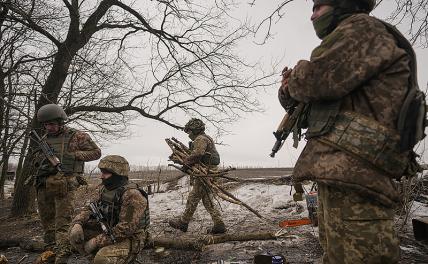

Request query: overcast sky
[{"left": 89, "top": 1, "right": 428, "bottom": 169}]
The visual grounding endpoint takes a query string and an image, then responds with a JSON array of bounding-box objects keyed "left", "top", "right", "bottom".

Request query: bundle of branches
[{"left": 165, "top": 137, "right": 262, "bottom": 219}]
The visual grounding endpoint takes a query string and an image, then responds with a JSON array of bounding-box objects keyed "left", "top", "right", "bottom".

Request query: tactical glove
[
  {"left": 84, "top": 238, "right": 98, "bottom": 254},
  {"left": 69, "top": 224, "right": 84, "bottom": 247},
  {"left": 278, "top": 67, "right": 296, "bottom": 111}
]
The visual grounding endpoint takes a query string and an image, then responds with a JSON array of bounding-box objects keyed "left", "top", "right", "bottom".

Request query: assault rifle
[
  {"left": 31, "top": 129, "right": 62, "bottom": 172},
  {"left": 270, "top": 103, "right": 305, "bottom": 158},
  {"left": 89, "top": 202, "right": 116, "bottom": 243}
]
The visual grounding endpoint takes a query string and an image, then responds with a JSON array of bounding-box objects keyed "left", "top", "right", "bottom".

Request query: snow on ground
[{"left": 141, "top": 177, "right": 320, "bottom": 263}]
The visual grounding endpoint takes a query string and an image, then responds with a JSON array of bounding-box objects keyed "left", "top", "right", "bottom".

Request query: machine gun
[
  {"left": 89, "top": 202, "right": 116, "bottom": 243},
  {"left": 31, "top": 129, "right": 62, "bottom": 172},
  {"left": 270, "top": 103, "right": 305, "bottom": 158}
]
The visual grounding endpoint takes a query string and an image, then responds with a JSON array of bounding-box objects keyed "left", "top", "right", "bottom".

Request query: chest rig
[
  {"left": 98, "top": 182, "right": 150, "bottom": 230},
  {"left": 37, "top": 127, "right": 84, "bottom": 176},
  {"left": 190, "top": 134, "right": 220, "bottom": 166}
]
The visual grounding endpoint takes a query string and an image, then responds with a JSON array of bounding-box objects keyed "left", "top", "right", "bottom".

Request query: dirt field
[{"left": 1, "top": 168, "right": 427, "bottom": 264}]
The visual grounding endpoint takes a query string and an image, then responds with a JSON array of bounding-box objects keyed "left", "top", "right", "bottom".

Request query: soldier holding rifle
[
  {"left": 276, "top": 0, "right": 425, "bottom": 263},
  {"left": 69, "top": 155, "right": 150, "bottom": 264},
  {"left": 32, "top": 104, "right": 101, "bottom": 264}
]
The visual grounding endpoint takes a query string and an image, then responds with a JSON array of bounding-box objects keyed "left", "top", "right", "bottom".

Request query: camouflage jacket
[
  {"left": 72, "top": 185, "right": 148, "bottom": 248},
  {"left": 288, "top": 14, "right": 410, "bottom": 207},
  {"left": 185, "top": 133, "right": 220, "bottom": 166},
  {"left": 63, "top": 127, "right": 101, "bottom": 161}
]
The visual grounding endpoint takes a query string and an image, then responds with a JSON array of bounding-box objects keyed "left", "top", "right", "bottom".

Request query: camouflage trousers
[
  {"left": 181, "top": 178, "right": 224, "bottom": 225},
  {"left": 83, "top": 222, "right": 147, "bottom": 264},
  {"left": 317, "top": 182, "right": 399, "bottom": 264},
  {"left": 37, "top": 186, "right": 75, "bottom": 263}
]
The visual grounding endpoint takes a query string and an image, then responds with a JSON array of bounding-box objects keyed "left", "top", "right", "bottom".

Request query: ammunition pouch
[
  {"left": 306, "top": 100, "right": 342, "bottom": 138},
  {"left": 318, "top": 111, "right": 410, "bottom": 178},
  {"left": 45, "top": 173, "right": 79, "bottom": 195}
]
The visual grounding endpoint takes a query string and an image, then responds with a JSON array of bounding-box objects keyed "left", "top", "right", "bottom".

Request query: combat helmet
[
  {"left": 184, "top": 118, "right": 205, "bottom": 133},
  {"left": 98, "top": 155, "right": 130, "bottom": 177},
  {"left": 37, "top": 104, "right": 67, "bottom": 123},
  {"left": 313, "top": 0, "right": 376, "bottom": 12}
]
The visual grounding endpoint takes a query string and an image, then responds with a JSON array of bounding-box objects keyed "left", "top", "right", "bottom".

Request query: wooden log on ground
[{"left": 148, "top": 231, "right": 280, "bottom": 251}]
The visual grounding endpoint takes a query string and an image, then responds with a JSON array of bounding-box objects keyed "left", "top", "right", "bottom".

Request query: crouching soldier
[{"left": 69, "top": 155, "right": 150, "bottom": 264}]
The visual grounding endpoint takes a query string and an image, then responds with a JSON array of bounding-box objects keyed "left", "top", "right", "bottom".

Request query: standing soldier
[
  {"left": 33, "top": 104, "right": 101, "bottom": 264},
  {"left": 168, "top": 118, "right": 226, "bottom": 234},
  {"left": 69, "top": 155, "right": 150, "bottom": 264},
  {"left": 278, "top": 0, "right": 424, "bottom": 263}
]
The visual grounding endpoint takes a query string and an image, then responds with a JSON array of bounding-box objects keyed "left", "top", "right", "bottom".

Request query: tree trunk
[
  {"left": 0, "top": 154, "right": 9, "bottom": 199},
  {"left": 11, "top": 45, "right": 77, "bottom": 216},
  {"left": 0, "top": 79, "right": 10, "bottom": 199},
  {"left": 14, "top": 127, "right": 30, "bottom": 192}
]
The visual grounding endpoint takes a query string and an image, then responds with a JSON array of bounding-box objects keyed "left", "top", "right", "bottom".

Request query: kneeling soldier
[{"left": 69, "top": 155, "right": 150, "bottom": 264}]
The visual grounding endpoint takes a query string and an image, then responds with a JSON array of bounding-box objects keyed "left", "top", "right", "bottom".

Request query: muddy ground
[{"left": 1, "top": 168, "right": 428, "bottom": 264}]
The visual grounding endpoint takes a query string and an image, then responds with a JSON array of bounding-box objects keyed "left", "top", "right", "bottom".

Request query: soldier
[
  {"left": 69, "top": 155, "right": 150, "bottom": 264},
  {"left": 34, "top": 104, "right": 101, "bottom": 264},
  {"left": 278, "top": 0, "right": 423, "bottom": 263},
  {"left": 168, "top": 118, "right": 226, "bottom": 234}
]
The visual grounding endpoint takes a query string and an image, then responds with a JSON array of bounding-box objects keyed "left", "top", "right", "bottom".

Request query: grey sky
[{"left": 90, "top": 1, "right": 428, "bottom": 169}]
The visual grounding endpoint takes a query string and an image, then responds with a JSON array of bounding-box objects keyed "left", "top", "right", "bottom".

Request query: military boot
[
  {"left": 207, "top": 222, "right": 226, "bottom": 234},
  {"left": 168, "top": 218, "right": 188, "bottom": 232}
]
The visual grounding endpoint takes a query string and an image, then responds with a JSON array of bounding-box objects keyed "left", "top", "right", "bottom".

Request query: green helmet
[
  {"left": 313, "top": 0, "right": 376, "bottom": 12},
  {"left": 37, "top": 104, "right": 67, "bottom": 123},
  {"left": 98, "top": 155, "right": 130, "bottom": 177},
  {"left": 184, "top": 118, "right": 205, "bottom": 133}
]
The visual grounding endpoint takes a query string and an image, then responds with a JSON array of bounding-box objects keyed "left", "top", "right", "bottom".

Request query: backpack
[{"left": 380, "top": 20, "right": 427, "bottom": 151}]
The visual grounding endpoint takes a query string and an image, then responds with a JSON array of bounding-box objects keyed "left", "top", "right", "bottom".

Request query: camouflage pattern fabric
[
  {"left": 180, "top": 178, "right": 224, "bottom": 226},
  {"left": 184, "top": 118, "right": 205, "bottom": 132},
  {"left": 66, "top": 128, "right": 102, "bottom": 161},
  {"left": 98, "top": 155, "right": 130, "bottom": 177},
  {"left": 78, "top": 221, "right": 146, "bottom": 264},
  {"left": 317, "top": 183, "right": 399, "bottom": 263},
  {"left": 72, "top": 187, "right": 149, "bottom": 250},
  {"left": 185, "top": 133, "right": 220, "bottom": 166},
  {"left": 37, "top": 186, "right": 75, "bottom": 262},
  {"left": 288, "top": 13, "right": 410, "bottom": 207},
  {"left": 35, "top": 126, "right": 101, "bottom": 263}
]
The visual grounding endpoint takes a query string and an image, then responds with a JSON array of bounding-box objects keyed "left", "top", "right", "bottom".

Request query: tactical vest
[
  {"left": 191, "top": 134, "right": 221, "bottom": 166},
  {"left": 37, "top": 128, "right": 84, "bottom": 176},
  {"left": 98, "top": 182, "right": 150, "bottom": 230}
]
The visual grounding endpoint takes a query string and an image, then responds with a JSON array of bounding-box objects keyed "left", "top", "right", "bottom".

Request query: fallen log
[
  {"left": 148, "top": 231, "right": 283, "bottom": 251},
  {"left": 0, "top": 238, "right": 46, "bottom": 251},
  {"left": 0, "top": 231, "right": 289, "bottom": 253}
]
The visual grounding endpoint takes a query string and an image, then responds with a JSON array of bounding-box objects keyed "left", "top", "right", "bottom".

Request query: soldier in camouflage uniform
[
  {"left": 278, "top": 0, "right": 420, "bottom": 262},
  {"left": 168, "top": 118, "right": 226, "bottom": 234},
  {"left": 69, "top": 155, "right": 150, "bottom": 264},
  {"left": 33, "top": 104, "right": 101, "bottom": 264}
]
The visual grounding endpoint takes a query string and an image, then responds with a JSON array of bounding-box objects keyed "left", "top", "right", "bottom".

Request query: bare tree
[
  {"left": 1, "top": 0, "right": 276, "bottom": 215},
  {"left": 252, "top": 0, "right": 428, "bottom": 47}
]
